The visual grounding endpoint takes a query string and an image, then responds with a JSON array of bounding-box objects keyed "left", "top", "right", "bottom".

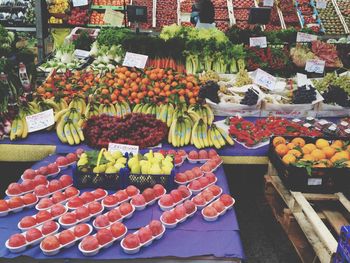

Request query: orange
[
  {"left": 304, "top": 143, "right": 317, "bottom": 152},
  {"left": 331, "top": 151, "right": 350, "bottom": 163},
  {"left": 301, "top": 154, "right": 315, "bottom": 162},
  {"left": 315, "top": 139, "right": 329, "bottom": 149},
  {"left": 282, "top": 154, "right": 296, "bottom": 165},
  {"left": 322, "top": 146, "right": 336, "bottom": 159},
  {"left": 311, "top": 149, "right": 326, "bottom": 161},
  {"left": 275, "top": 144, "right": 289, "bottom": 157},
  {"left": 291, "top": 137, "right": 305, "bottom": 147},
  {"left": 313, "top": 162, "right": 327, "bottom": 168},
  {"left": 272, "top": 136, "right": 286, "bottom": 147},
  {"left": 333, "top": 140, "right": 344, "bottom": 148},
  {"left": 287, "top": 149, "right": 302, "bottom": 158},
  {"left": 318, "top": 159, "right": 332, "bottom": 167},
  {"left": 287, "top": 143, "right": 296, "bottom": 150},
  {"left": 302, "top": 146, "right": 311, "bottom": 155}
]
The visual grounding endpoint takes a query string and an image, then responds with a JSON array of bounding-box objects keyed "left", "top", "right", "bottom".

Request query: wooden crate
[{"left": 265, "top": 161, "right": 350, "bottom": 263}]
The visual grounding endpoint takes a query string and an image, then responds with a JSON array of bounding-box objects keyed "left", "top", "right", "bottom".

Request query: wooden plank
[
  {"left": 302, "top": 193, "right": 339, "bottom": 202},
  {"left": 292, "top": 192, "right": 338, "bottom": 255},
  {"left": 321, "top": 209, "right": 349, "bottom": 236},
  {"left": 335, "top": 193, "right": 350, "bottom": 213}
]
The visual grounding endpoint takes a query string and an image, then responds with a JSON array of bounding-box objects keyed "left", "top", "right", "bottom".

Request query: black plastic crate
[{"left": 269, "top": 136, "right": 350, "bottom": 193}]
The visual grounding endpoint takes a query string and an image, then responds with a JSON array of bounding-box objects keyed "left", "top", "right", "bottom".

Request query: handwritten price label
[
  {"left": 316, "top": 0, "right": 327, "bottom": 9},
  {"left": 26, "top": 109, "right": 55, "bottom": 133},
  {"left": 253, "top": 68, "right": 277, "bottom": 90},
  {"left": 296, "top": 32, "right": 317, "bottom": 42},
  {"left": 72, "top": 0, "right": 88, "bottom": 7},
  {"left": 249, "top": 37, "right": 267, "bottom": 48},
  {"left": 108, "top": 143, "right": 139, "bottom": 155},
  {"left": 305, "top": 59, "right": 325, "bottom": 74},
  {"left": 297, "top": 73, "right": 308, "bottom": 87},
  {"left": 104, "top": 8, "right": 124, "bottom": 26},
  {"left": 122, "top": 52, "right": 148, "bottom": 69},
  {"left": 263, "top": 0, "right": 274, "bottom": 6}
]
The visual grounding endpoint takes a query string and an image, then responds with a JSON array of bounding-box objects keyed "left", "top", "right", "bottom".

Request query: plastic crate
[{"left": 269, "top": 136, "right": 350, "bottom": 193}]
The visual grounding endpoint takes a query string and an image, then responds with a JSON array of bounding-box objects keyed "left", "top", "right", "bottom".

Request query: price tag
[
  {"left": 74, "top": 49, "right": 90, "bottom": 59},
  {"left": 25, "top": 109, "right": 55, "bottom": 133},
  {"left": 72, "top": 0, "right": 88, "bottom": 7},
  {"left": 308, "top": 178, "right": 322, "bottom": 186},
  {"left": 263, "top": 0, "right": 274, "bottom": 6},
  {"left": 108, "top": 143, "right": 139, "bottom": 155},
  {"left": 122, "top": 52, "right": 148, "bottom": 69},
  {"left": 316, "top": 0, "right": 327, "bottom": 9},
  {"left": 297, "top": 73, "right": 308, "bottom": 87},
  {"left": 253, "top": 68, "right": 277, "bottom": 90},
  {"left": 249, "top": 37, "right": 267, "bottom": 48},
  {"left": 104, "top": 8, "right": 124, "bottom": 26},
  {"left": 305, "top": 59, "right": 325, "bottom": 74},
  {"left": 296, "top": 32, "right": 317, "bottom": 42}
]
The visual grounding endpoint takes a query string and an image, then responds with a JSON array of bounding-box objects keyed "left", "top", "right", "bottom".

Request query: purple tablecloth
[{"left": 0, "top": 155, "right": 244, "bottom": 260}]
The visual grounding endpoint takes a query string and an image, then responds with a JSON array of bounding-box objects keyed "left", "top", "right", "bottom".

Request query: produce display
[
  {"left": 0, "top": 0, "right": 34, "bottom": 26},
  {"left": 68, "top": 7, "right": 89, "bottom": 26},
  {"left": 233, "top": 0, "right": 257, "bottom": 30},
  {"left": 278, "top": 0, "right": 301, "bottom": 29},
  {"left": 336, "top": 0, "right": 350, "bottom": 27},
  {"left": 89, "top": 11, "right": 106, "bottom": 25},
  {"left": 316, "top": 1, "right": 346, "bottom": 35},
  {"left": 156, "top": 0, "right": 177, "bottom": 29},
  {"left": 92, "top": 0, "right": 129, "bottom": 6}
]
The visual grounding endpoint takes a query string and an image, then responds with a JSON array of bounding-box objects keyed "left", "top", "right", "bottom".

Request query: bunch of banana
[
  {"left": 69, "top": 96, "right": 86, "bottom": 114},
  {"left": 133, "top": 103, "right": 158, "bottom": 116},
  {"left": 56, "top": 107, "right": 85, "bottom": 145},
  {"left": 188, "top": 104, "right": 214, "bottom": 125},
  {"left": 168, "top": 116, "right": 193, "bottom": 147},
  {"left": 85, "top": 102, "right": 100, "bottom": 119},
  {"left": 26, "top": 101, "right": 40, "bottom": 115},
  {"left": 157, "top": 103, "right": 174, "bottom": 127},
  {"left": 208, "top": 124, "right": 234, "bottom": 149},
  {"left": 10, "top": 114, "right": 28, "bottom": 140},
  {"left": 55, "top": 97, "right": 68, "bottom": 111},
  {"left": 97, "top": 101, "right": 131, "bottom": 117}
]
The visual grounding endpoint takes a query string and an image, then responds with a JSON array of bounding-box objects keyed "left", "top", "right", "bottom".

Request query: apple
[
  {"left": 148, "top": 220, "right": 163, "bottom": 236},
  {"left": 208, "top": 185, "right": 221, "bottom": 196},
  {"left": 22, "top": 169, "right": 37, "bottom": 180},
  {"left": 75, "top": 206, "right": 90, "bottom": 220},
  {"left": 8, "top": 234, "right": 26, "bottom": 247},
  {"left": 183, "top": 200, "right": 196, "bottom": 214},
  {"left": 192, "top": 195, "right": 206, "bottom": 206},
  {"left": 188, "top": 150, "right": 198, "bottom": 160},
  {"left": 123, "top": 233, "right": 140, "bottom": 249},
  {"left": 0, "top": 200, "right": 8, "bottom": 211},
  {"left": 207, "top": 160, "right": 217, "bottom": 169},
  {"left": 37, "top": 166, "right": 49, "bottom": 176},
  {"left": 170, "top": 190, "right": 183, "bottom": 203},
  {"left": 37, "top": 198, "right": 53, "bottom": 209},
  {"left": 61, "top": 212, "right": 77, "bottom": 224},
  {"left": 110, "top": 222, "right": 126, "bottom": 238},
  {"left": 189, "top": 180, "right": 201, "bottom": 190},
  {"left": 96, "top": 228, "right": 113, "bottom": 245},
  {"left": 80, "top": 192, "right": 95, "bottom": 203},
  {"left": 36, "top": 210, "right": 52, "bottom": 223},
  {"left": 131, "top": 194, "right": 146, "bottom": 206},
  {"left": 58, "top": 230, "right": 75, "bottom": 245},
  {"left": 211, "top": 155, "right": 222, "bottom": 165},
  {"left": 41, "top": 221, "right": 58, "bottom": 235},
  {"left": 198, "top": 177, "right": 209, "bottom": 188},
  {"left": 159, "top": 194, "right": 174, "bottom": 207},
  {"left": 184, "top": 170, "right": 196, "bottom": 181},
  {"left": 22, "top": 193, "right": 37, "bottom": 205},
  {"left": 174, "top": 155, "right": 182, "bottom": 165},
  {"left": 74, "top": 223, "right": 90, "bottom": 237},
  {"left": 67, "top": 197, "right": 84, "bottom": 208},
  {"left": 153, "top": 184, "right": 165, "bottom": 197},
  {"left": 33, "top": 175, "right": 48, "bottom": 186},
  {"left": 205, "top": 173, "right": 216, "bottom": 183},
  {"left": 208, "top": 149, "right": 218, "bottom": 158},
  {"left": 65, "top": 186, "right": 79, "bottom": 198},
  {"left": 137, "top": 227, "right": 152, "bottom": 243},
  {"left": 47, "top": 163, "right": 59, "bottom": 174},
  {"left": 59, "top": 175, "right": 72, "bottom": 187},
  {"left": 95, "top": 215, "right": 110, "bottom": 227},
  {"left": 191, "top": 167, "right": 202, "bottom": 178},
  {"left": 50, "top": 204, "right": 66, "bottom": 217},
  {"left": 8, "top": 197, "right": 24, "bottom": 208},
  {"left": 66, "top": 153, "right": 77, "bottom": 163},
  {"left": 177, "top": 185, "right": 191, "bottom": 198},
  {"left": 212, "top": 201, "right": 225, "bottom": 213},
  {"left": 92, "top": 188, "right": 106, "bottom": 199},
  {"left": 81, "top": 236, "right": 99, "bottom": 251},
  {"left": 107, "top": 209, "right": 122, "bottom": 222},
  {"left": 7, "top": 183, "right": 22, "bottom": 195},
  {"left": 26, "top": 228, "right": 42, "bottom": 242},
  {"left": 41, "top": 236, "right": 60, "bottom": 250},
  {"left": 125, "top": 185, "right": 138, "bottom": 197},
  {"left": 167, "top": 149, "right": 176, "bottom": 156},
  {"left": 34, "top": 185, "right": 50, "bottom": 196},
  {"left": 20, "top": 216, "right": 37, "bottom": 228},
  {"left": 175, "top": 173, "right": 187, "bottom": 183},
  {"left": 174, "top": 205, "right": 186, "bottom": 220},
  {"left": 203, "top": 206, "right": 218, "bottom": 217},
  {"left": 119, "top": 203, "right": 132, "bottom": 215},
  {"left": 177, "top": 150, "right": 187, "bottom": 157},
  {"left": 103, "top": 195, "right": 118, "bottom": 206},
  {"left": 198, "top": 150, "right": 208, "bottom": 159},
  {"left": 48, "top": 180, "right": 63, "bottom": 193},
  {"left": 114, "top": 190, "right": 128, "bottom": 202},
  {"left": 51, "top": 192, "right": 66, "bottom": 204},
  {"left": 88, "top": 202, "right": 103, "bottom": 214},
  {"left": 162, "top": 210, "right": 176, "bottom": 224},
  {"left": 56, "top": 156, "right": 68, "bottom": 166},
  {"left": 142, "top": 188, "right": 155, "bottom": 202},
  {"left": 201, "top": 189, "right": 214, "bottom": 201},
  {"left": 200, "top": 164, "right": 211, "bottom": 173},
  {"left": 220, "top": 194, "right": 234, "bottom": 206}
]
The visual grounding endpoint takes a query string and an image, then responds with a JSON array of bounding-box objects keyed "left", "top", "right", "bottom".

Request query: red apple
[
  {"left": 65, "top": 186, "right": 79, "bottom": 198},
  {"left": 66, "top": 153, "right": 77, "bottom": 163},
  {"left": 110, "top": 222, "right": 126, "bottom": 238},
  {"left": 189, "top": 180, "right": 201, "bottom": 190},
  {"left": 198, "top": 177, "right": 209, "bottom": 188},
  {"left": 192, "top": 195, "right": 206, "bottom": 206},
  {"left": 7, "top": 183, "right": 22, "bottom": 195},
  {"left": 167, "top": 149, "right": 176, "bottom": 156},
  {"left": 205, "top": 173, "right": 216, "bottom": 183},
  {"left": 41, "top": 236, "right": 60, "bottom": 250},
  {"left": 162, "top": 210, "right": 176, "bottom": 224},
  {"left": 51, "top": 192, "right": 66, "bottom": 204},
  {"left": 96, "top": 228, "right": 113, "bottom": 245},
  {"left": 74, "top": 223, "right": 90, "bottom": 237},
  {"left": 170, "top": 190, "right": 183, "bottom": 203},
  {"left": 81, "top": 236, "right": 99, "bottom": 251},
  {"left": 192, "top": 167, "right": 202, "bottom": 178},
  {"left": 175, "top": 173, "right": 187, "bottom": 183},
  {"left": 114, "top": 190, "right": 128, "bottom": 202},
  {"left": 67, "top": 197, "right": 84, "bottom": 208},
  {"left": 47, "top": 163, "right": 59, "bottom": 174},
  {"left": 200, "top": 164, "right": 211, "bottom": 173},
  {"left": 107, "top": 209, "right": 122, "bottom": 222},
  {"left": 22, "top": 193, "right": 37, "bottom": 205},
  {"left": 58, "top": 230, "right": 75, "bottom": 245},
  {"left": 50, "top": 204, "right": 66, "bottom": 217},
  {"left": 212, "top": 201, "right": 225, "bottom": 213},
  {"left": 203, "top": 206, "right": 218, "bottom": 217},
  {"left": 20, "top": 180, "right": 35, "bottom": 192},
  {"left": 92, "top": 188, "right": 106, "bottom": 199},
  {"left": 177, "top": 185, "right": 191, "bottom": 198},
  {"left": 159, "top": 194, "right": 174, "bottom": 207},
  {"left": 80, "top": 192, "right": 95, "bottom": 203},
  {"left": 103, "top": 195, "right": 118, "bottom": 206},
  {"left": 174, "top": 205, "right": 186, "bottom": 220},
  {"left": 8, "top": 234, "right": 26, "bottom": 247},
  {"left": 87, "top": 202, "right": 103, "bottom": 214},
  {"left": 123, "top": 233, "right": 140, "bottom": 249},
  {"left": 95, "top": 215, "right": 110, "bottom": 227},
  {"left": 183, "top": 200, "right": 196, "bottom": 214},
  {"left": 20, "top": 216, "right": 37, "bottom": 228},
  {"left": 177, "top": 150, "right": 187, "bottom": 157},
  {"left": 59, "top": 175, "right": 72, "bottom": 187},
  {"left": 75, "top": 206, "right": 90, "bottom": 220},
  {"left": 61, "top": 212, "right": 77, "bottom": 224},
  {"left": 33, "top": 175, "right": 48, "bottom": 186},
  {"left": 201, "top": 189, "right": 214, "bottom": 201},
  {"left": 137, "top": 227, "right": 152, "bottom": 243},
  {"left": 174, "top": 155, "right": 182, "bottom": 165},
  {"left": 208, "top": 185, "right": 221, "bottom": 196},
  {"left": 188, "top": 150, "right": 198, "bottom": 160},
  {"left": 184, "top": 170, "right": 196, "bottom": 181},
  {"left": 125, "top": 185, "right": 138, "bottom": 197},
  {"left": 0, "top": 200, "right": 8, "bottom": 211},
  {"left": 220, "top": 194, "right": 234, "bottom": 206},
  {"left": 8, "top": 197, "right": 24, "bottom": 208},
  {"left": 208, "top": 149, "right": 218, "bottom": 158},
  {"left": 131, "top": 194, "right": 146, "bottom": 206},
  {"left": 119, "top": 203, "right": 132, "bottom": 215},
  {"left": 37, "top": 198, "right": 53, "bottom": 209},
  {"left": 34, "top": 185, "right": 50, "bottom": 196},
  {"left": 56, "top": 156, "right": 68, "bottom": 166},
  {"left": 48, "top": 180, "right": 62, "bottom": 193},
  {"left": 198, "top": 150, "right": 208, "bottom": 159},
  {"left": 36, "top": 210, "right": 52, "bottom": 223},
  {"left": 148, "top": 220, "right": 163, "bottom": 236},
  {"left": 153, "top": 184, "right": 165, "bottom": 197},
  {"left": 26, "top": 228, "right": 42, "bottom": 242},
  {"left": 22, "top": 169, "right": 37, "bottom": 180},
  {"left": 211, "top": 155, "right": 222, "bottom": 165},
  {"left": 37, "top": 166, "right": 49, "bottom": 176},
  {"left": 41, "top": 221, "right": 58, "bottom": 235},
  {"left": 207, "top": 160, "right": 217, "bottom": 169},
  {"left": 142, "top": 188, "right": 155, "bottom": 202}
]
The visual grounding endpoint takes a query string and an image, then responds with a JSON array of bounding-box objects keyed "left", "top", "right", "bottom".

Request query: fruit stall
[{"left": 1, "top": 6, "right": 350, "bottom": 262}]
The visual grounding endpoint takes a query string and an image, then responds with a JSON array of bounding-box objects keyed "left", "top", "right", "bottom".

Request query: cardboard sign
[
  {"left": 297, "top": 73, "right": 308, "bottom": 87},
  {"left": 305, "top": 59, "right": 325, "bottom": 74},
  {"left": 26, "top": 109, "right": 55, "bottom": 133},
  {"left": 249, "top": 37, "right": 267, "bottom": 48},
  {"left": 316, "top": 0, "right": 327, "bottom": 9},
  {"left": 104, "top": 8, "right": 124, "bottom": 26},
  {"left": 122, "top": 52, "right": 148, "bottom": 69},
  {"left": 253, "top": 68, "right": 277, "bottom": 90},
  {"left": 296, "top": 32, "right": 317, "bottom": 42},
  {"left": 72, "top": 0, "right": 88, "bottom": 7},
  {"left": 108, "top": 143, "right": 139, "bottom": 155},
  {"left": 263, "top": 0, "right": 274, "bottom": 7}
]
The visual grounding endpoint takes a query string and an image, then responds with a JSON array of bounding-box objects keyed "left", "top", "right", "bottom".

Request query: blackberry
[
  {"left": 240, "top": 88, "right": 259, "bottom": 106},
  {"left": 292, "top": 85, "right": 317, "bottom": 104}
]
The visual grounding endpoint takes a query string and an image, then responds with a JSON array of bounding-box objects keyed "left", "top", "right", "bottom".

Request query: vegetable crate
[{"left": 269, "top": 136, "right": 350, "bottom": 193}]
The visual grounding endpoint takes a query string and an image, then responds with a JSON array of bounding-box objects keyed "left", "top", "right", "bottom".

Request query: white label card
[
  {"left": 253, "top": 68, "right": 277, "bottom": 90},
  {"left": 316, "top": 0, "right": 327, "bottom": 9},
  {"left": 26, "top": 109, "right": 55, "bottom": 133},
  {"left": 74, "top": 49, "right": 90, "bottom": 59},
  {"left": 305, "top": 59, "right": 325, "bottom": 74},
  {"left": 308, "top": 178, "right": 322, "bottom": 186},
  {"left": 104, "top": 8, "right": 124, "bottom": 26},
  {"left": 296, "top": 32, "right": 317, "bottom": 42},
  {"left": 72, "top": 0, "right": 88, "bottom": 7},
  {"left": 108, "top": 143, "right": 139, "bottom": 155},
  {"left": 249, "top": 37, "right": 267, "bottom": 48},
  {"left": 297, "top": 73, "right": 308, "bottom": 87},
  {"left": 263, "top": 0, "right": 274, "bottom": 6},
  {"left": 122, "top": 52, "right": 148, "bottom": 69}
]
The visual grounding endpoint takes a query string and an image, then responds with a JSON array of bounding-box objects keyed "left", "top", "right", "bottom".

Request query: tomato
[
  {"left": 203, "top": 206, "right": 218, "bottom": 217},
  {"left": 61, "top": 212, "right": 77, "bottom": 224},
  {"left": 122, "top": 233, "right": 140, "bottom": 249},
  {"left": 41, "top": 221, "right": 58, "bottom": 235},
  {"left": 8, "top": 197, "right": 24, "bottom": 209},
  {"left": 95, "top": 215, "right": 110, "bottom": 227},
  {"left": 174, "top": 205, "right": 186, "bottom": 220},
  {"left": 66, "top": 153, "right": 77, "bottom": 163},
  {"left": 192, "top": 195, "right": 206, "bottom": 206},
  {"left": 80, "top": 192, "right": 95, "bottom": 203},
  {"left": 87, "top": 201, "right": 103, "bottom": 214},
  {"left": 148, "top": 220, "right": 163, "bottom": 236},
  {"left": 52, "top": 192, "right": 66, "bottom": 204},
  {"left": 0, "top": 200, "right": 9, "bottom": 211},
  {"left": 183, "top": 200, "right": 196, "bottom": 214},
  {"left": 114, "top": 190, "right": 128, "bottom": 202},
  {"left": 92, "top": 188, "right": 106, "bottom": 199},
  {"left": 67, "top": 197, "right": 84, "bottom": 208},
  {"left": 137, "top": 227, "right": 152, "bottom": 243},
  {"left": 56, "top": 156, "right": 68, "bottom": 166},
  {"left": 219, "top": 194, "right": 233, "bottom": 206},
  {"left": 37, "top": 166, "right": 49, "bottom": 176},
  {"left": 47, "top": 163, "right": 59, "bottom": 174},
  {"left": 107, "top": 209, "right": 122, "bottom": 222},
  {"left": 189, "top": 180, "right": 201, "bottom": 190},
  {"left": 41, "top": 236, "right": 60, "bottom": 250},
  {"left": 33, "top": 175, "right": 48, "bottom": 186},
  {"left": 142, "top": 188, "right": 155, "bottom": 202},
  {"left": 26, "top": 228, "right": 43, "bottom": 242},
  {"left": 110, "top": 222, "right": 126, "bottom": 238},
  {"left": 34, "top": 185, "right": 50, "bottom": 196},
  {"left": 119, "top": 203, "right": 132, "bottom": 216},
  {"left": 59, "top": 175, "right": 72, "bottom": 187},
  {"left": 58, "top": 230, "right": 75, "bottom": 245},
  {"left": 22, "top": 169, "right": 37, "bottom": 180},
  {"left": 103, "top": 195, "right": 118, "bottom": 206},
  {"left": 75, "top": 206, "right": 90, "bottom": 220},
  {"left": 37, "top": 198, "right": 53, "bottom": 209},
  {"left": 153, "top": 184, "right": 165, "bottom": 197},
  {"left": 162, "top": 210, "right": 176, "bottom": 224},
  {"left": 8, "top": 234, "right": 26, "bottom": 247},
  {"left": 74, "top": 224, "right": 90, "bottom": 237},
  {"left": 81, "top": 236, "right": 99, "bottom": 251},
  {"left": 48, "top": 180, "right": 63, "bottom": 193},
  {"left": 96, "top": 228, "right": 113, "bottom": 245},
  {"left": 22, "top": 193, "right": 37, "bottom": 205},
  {"left": 65, "top": 186, "right": 79, "bottom": 198},
  {"left": 131, "top": 194, "right": 146, "bottom": 206},
  {"left": 170, "top": 190, "right": 182, "bottom": 203},
  {"left": 125, "top": 185, "right": 138, "bottom": 197},
  {"left": 7, "top": 183, "right": 22, "bottom": 195},
  {"left": 20, "top": 216, "right": 37, "bottom": 228},
  {"left": 159, "top": 194, "right": 174, "bottom": 207},
  {"left": 36, "top": 210, "right": 52, "bottom": 223}
]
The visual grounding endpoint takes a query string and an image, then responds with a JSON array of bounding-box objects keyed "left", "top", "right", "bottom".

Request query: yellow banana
[
  {"left": 56, "top": 116, "right": 68, "bottom": 143},
  {"left": 74, "top": 122, "right": 85, "bottom": 141},
  {"left": 69, "top": 123, "right": 80, "bottom": 144},
  {"left": 64, "top": 123, "right": 75, "bottom": 145},
  {"left": 21, "top": 117, "right": 28, "bottom": 139},
  {"left": 15, "top": 118, "right": 24, "bottom": 138},
  {"left": 216, "top": 126, "right": 234, "bottom": 146},
  {"left": 203, "top": 104, "right": 214, "bottom": 125},
  {"left": 10, "top": 118, "right": 18, "bottom": 140},
  {"left": 166, "top": 104, "right": 174, "bottom": 127}
]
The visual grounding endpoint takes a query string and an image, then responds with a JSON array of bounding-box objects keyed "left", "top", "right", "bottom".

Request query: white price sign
[
  {"left": 72, "top": 0, "right": 88, "bottom": 7},
  {"left": 296, "top": 32, "right": 317, "bottom": 42},
  {"left": 305, "top": 59, "right": 325, "bottom": 74},
  {"left": 296, "top": 73, "right": 308, "bottom": 86},
  {"left": 263, "top": 0, "right": 274, "bottom": 6},
  {"left": 249, "top": 37, "right": 267, "bottom": 48},
  {"left": 26, "top": 109, "right": 55, "bottom": 133},
  {"left": 316, "top": 0, "right": 327, "bottom": 9},
  {"left": 74, "top": 49, "right": 90, "bottom": 59},
  {"left": 122, "top": 52, "right": 148, "bottom": 69},
  {"left": 108, "top": 143, "right": 139, "bottom": 155},
  {"left": 253, "top": 68, "right": 277, "bottom": 90}
]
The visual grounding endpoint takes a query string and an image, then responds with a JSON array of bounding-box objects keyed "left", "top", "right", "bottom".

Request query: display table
[{"left": 0, "top": 155, "right": 244, "bottom": 262}]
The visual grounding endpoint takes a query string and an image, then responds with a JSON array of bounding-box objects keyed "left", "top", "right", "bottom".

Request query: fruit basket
[{"left": 269, "top": 136, "right": 350, "bottom": 193}]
